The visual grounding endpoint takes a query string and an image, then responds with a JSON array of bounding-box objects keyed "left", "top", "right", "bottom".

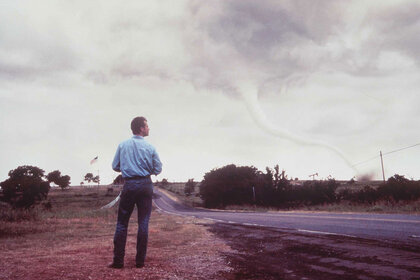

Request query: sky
[{"left": 1, "top": 0, "right": 419, "bottom": 185}]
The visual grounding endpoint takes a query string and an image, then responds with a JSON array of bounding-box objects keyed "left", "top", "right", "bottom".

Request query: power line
[
  {"left": 352, "top": 142, "right": 420, "bottom": 167},
  {"left": 352, "top": 155, "right": 380, "bottom": 167},
  {"left": 382, "top": 142, "right": 420, "bottom": 156}
]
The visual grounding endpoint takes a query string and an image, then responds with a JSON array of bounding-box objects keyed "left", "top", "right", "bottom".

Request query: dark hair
[{"left": 131, "top": 117, "right": 147, "bottom": 134}]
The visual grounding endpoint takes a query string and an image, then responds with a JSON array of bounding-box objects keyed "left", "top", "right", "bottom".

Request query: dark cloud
[
  {"left": 186, "top": 0, "right": 420, "bottom": 93},
  {"left": 184, "top": 1, "right": 347, "bottom": 97},
  {"left": 367, "top": 2, "right": 420, "bottom": 65},
  {"left": 0, "top": 50, "right": 77, "bottom": 81},
  {"left": 204, "top": 1, "right": 343, "bottom": 58}
]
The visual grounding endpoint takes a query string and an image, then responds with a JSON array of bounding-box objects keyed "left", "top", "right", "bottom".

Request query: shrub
[
  {"left": 352, "top": 185, "right": 379, "bottom": 204},
  {"left": 283, "top": 179, "right": 340, "bottom": 206},
  {"left": 377, "top": 174, "right": 420, "bottom": 202}
]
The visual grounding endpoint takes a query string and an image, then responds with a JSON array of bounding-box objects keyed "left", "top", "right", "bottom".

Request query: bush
[
  {"left": 281, "top": 179, "right": 340, "bottom": 207},
  {"left": 341, "top": 185, "right": 379, "bottom": 204},
  {"left": 0, "top": 166, "right": 50, "bottom": 208}
]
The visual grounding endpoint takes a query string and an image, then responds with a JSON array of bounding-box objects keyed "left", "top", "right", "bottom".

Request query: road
[{"left": 153, "top": 188, "right": 420, "bottom": 245}]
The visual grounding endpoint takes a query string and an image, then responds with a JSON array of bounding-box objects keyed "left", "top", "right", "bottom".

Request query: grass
[
  {"left": 220, "top": 200, "right": 420, "bottom": 214},
  {"left": 159, "top": 182, "right": 203, "bottom": 207},
  {"left": 0, "top": 186, "right": 232, "bottom": 280}
]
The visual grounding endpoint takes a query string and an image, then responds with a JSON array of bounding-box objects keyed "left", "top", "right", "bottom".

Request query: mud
[{"left": 206, "top": 223, "right": 420, "bottom": 280}]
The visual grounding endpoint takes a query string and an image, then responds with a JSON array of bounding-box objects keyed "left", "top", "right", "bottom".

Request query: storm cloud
[{"left": 1, "top": 0, "right": 419, "bottom": 183}]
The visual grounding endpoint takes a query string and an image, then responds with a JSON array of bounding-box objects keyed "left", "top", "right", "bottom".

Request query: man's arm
[
  {"left": 112, "top": 145, "right": 121, "bottom": 172},
  {"left": 152, "top": 149, "right": 162, "bottom": 175}
]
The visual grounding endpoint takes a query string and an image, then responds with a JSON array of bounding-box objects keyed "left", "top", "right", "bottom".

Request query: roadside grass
[
  {"left": 161, "top": 182, "right": 420, "bottom": 214},
  {"left": 0, "top": 186, "right": 232, "bottom": 280},
  {"left": 159, "top": 183, "right": 203, "bottom": 207},
  {"left": 302, "top": 199, "right": 420, "bottom": 213}
]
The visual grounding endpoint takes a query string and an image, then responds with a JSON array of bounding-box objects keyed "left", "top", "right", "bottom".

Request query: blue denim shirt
[{"left": 112, "top": 135, "right": 162, "bottom": 178}]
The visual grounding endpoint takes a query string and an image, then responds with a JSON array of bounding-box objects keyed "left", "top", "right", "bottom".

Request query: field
[
  {"left": 0, "top": 186, "right": 232, "bottom": 280},
  {"left": 2, "top": 185, "right": 420, "bottom": 279}
]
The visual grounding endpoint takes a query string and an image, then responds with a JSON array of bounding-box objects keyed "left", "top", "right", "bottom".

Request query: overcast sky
[{"left": 1, "top": 0, "right": 419, "bottom": 184}]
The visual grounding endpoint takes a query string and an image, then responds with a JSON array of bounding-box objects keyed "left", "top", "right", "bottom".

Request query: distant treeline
[{"left": 199, "top": 164, "right": 420, "bottom": 209}]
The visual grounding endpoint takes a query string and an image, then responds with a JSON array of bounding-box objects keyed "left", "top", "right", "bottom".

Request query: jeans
[{"left": 113, "top": 177, "right": 153, "bottom": 265}]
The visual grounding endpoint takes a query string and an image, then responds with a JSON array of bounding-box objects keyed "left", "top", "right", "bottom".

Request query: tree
[
  {"left": 47, "top": 170, "right": 71, "bottom": 190},
  {"left": 200, "top": 164, "right": 260, "bottom": 208},
  {"left": 92, "top": 175, "right": 100, "bottom": 184},
  {"left": 84, "top": 173, "right": 94, "bottom": 184},
  {"left": 57, "top": 175, "right": 71, "bottom": 189},
  {"left": 184, "top": 179, "right": 196, "bottom": 196},
  {"left": 0, "top": 165, "right": 50, "bottom": 208},
  {"left": 47, "top": 170, "right": 61, "bottom": 184}
]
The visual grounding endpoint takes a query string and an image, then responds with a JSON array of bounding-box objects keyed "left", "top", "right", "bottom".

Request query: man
[{"left": 109, "top": 116, "right": 162, "bottom": 269}]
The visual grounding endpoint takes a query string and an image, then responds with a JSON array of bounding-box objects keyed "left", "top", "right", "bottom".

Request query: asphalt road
[{"left": 153, "top": 188, "right": 420, "bottom": 245}]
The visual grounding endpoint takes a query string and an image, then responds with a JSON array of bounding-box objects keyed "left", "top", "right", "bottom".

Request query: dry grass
[
  {"left": 159, "top": 183, "right": 203, "bottom": 207},
  {"left": 222, "top": 200, "right": 420, "bottom": 214},
  {"left": 0, "top": 187, "right": 233, "bottom": 280}
]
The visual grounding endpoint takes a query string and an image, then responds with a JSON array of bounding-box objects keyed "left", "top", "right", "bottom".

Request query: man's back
[{"left": 112, "top": 135, "right": 162, "bottom": 178}]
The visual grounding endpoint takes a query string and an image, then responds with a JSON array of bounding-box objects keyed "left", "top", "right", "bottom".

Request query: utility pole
[
  {"left": 380, "top": 151, "right": 385, "bottom": 183},
  {"left": 252, "top": 186, "right": 256, "bottom": 210}
]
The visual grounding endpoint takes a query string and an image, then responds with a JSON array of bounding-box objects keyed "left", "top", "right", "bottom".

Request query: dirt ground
[
  {"left": 207, "top": 222, "right": 420, "bottom": 280},
  {"left": 0, "top": 188, "right": 234, "bottom": 280}
]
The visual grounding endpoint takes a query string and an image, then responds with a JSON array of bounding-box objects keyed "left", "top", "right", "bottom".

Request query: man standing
[{"left": 109, "top": 116, "right": 162, "bottom": 269}]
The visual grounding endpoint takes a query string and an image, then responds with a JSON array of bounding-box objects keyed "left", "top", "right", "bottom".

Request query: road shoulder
[{"left": 205, "top": 222, "right": 420, "bottom": 280}]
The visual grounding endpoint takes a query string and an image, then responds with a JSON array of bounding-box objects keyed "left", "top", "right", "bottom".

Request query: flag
[{"left": 90, "top": 156, "right": 98, "bottom": 165}]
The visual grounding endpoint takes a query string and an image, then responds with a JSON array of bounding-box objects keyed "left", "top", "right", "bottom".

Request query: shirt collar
[{"left": 132, "top": 135, "right": 144, "bottom": 140}]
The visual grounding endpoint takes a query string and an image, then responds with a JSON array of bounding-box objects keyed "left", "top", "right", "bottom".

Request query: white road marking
[
  {"left": 154, "top": 197, "right": 359, "bottom": 238},
  {"left": 155, "top": 200, "right": 359, "bottom": 238},
  {"left": 243, "top": 223, "right": 259, "bottom": 226},
  {"left": 298, "top": 229, "right": 357, "bottom": 238}
]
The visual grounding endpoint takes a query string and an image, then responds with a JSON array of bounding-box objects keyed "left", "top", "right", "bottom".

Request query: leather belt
[{"left": 124, "top": 175, "right": 150, "bottom": 180}]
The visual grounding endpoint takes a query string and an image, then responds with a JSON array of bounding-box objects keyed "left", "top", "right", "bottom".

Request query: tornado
[{"left": 238, "top": 82, "right": 358, "bottom": 175}]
